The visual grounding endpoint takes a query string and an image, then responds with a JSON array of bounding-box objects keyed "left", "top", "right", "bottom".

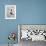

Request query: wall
[
  {"left": 0, "top": 0, "right": 46, "bottom": 44},
  {"left": 17, "top": 0, "right": 46, "bottom": 24},
  {"left": 0, "top": 0, "right": 17, "bottom": 44}
]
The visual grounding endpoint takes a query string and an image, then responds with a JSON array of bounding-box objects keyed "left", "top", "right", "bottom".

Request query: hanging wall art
[{"left": 5, "top": 5, "right": 16, "bottom": 19}]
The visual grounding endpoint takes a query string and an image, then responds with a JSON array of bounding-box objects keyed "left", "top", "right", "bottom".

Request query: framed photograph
[
  {"left": 18, "top": 24, "right": 46, "bottom": 42},
  {"left": 5, "top": 5, "right": 16, "bottom": 19}
]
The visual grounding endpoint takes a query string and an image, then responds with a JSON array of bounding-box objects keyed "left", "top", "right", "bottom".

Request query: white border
[
  {"left": 18, "top": 25, "right": 20, "bottom": 43},
  {"left": 5, "top": 5, "right": 16, "bottom": 19}
]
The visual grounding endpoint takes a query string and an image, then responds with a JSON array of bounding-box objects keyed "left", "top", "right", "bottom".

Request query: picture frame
[
  {"left": 5, "top": 5, "right": 16, "bottom": 19},
  {"left": 18, "top": 24, "right": 46, "bottom": 42}
]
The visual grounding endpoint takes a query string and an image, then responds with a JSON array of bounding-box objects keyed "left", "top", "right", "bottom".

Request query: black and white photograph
[
  {"left": 5, "top": 5, "right": 16, "bottom": 19},
  {"left": 18, "top": 24, "right": 46, "bottom": 46}
]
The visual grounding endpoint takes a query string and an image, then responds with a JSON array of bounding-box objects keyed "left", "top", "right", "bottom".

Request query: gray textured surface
[
  {"left": 0, "top": 44, "right": 18, "bottom": 46},
  {"left": 0, "top": 41, "right": 46, "bottom": 46},
  {"left": 19, "top": 40, "right": 46, "bottom": 46}
]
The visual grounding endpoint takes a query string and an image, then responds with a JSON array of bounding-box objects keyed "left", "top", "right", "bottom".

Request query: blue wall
[{"left": 0, "top": 0, "right": 46, "bottom": 44}]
